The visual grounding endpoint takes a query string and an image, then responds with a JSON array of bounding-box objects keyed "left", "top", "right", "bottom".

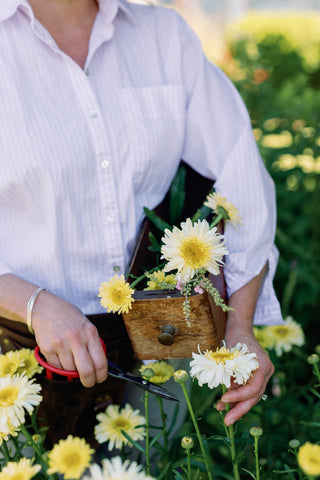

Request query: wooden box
[{"left": 122, "top": 221, "right": 227, "bottom": 360}]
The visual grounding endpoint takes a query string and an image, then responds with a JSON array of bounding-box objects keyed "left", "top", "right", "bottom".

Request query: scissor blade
[{"left": 108, "top": 360, "right": 180, "bottom": 402}]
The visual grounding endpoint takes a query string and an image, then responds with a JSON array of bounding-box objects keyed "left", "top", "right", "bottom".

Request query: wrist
[{"left": 26, "top": 287, "right": 47, "bottom": 334}]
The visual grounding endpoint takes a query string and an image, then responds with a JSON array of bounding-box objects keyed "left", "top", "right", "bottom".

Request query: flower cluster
[{"left": 98, "top": 192, "right": 242, "bottom": 324}]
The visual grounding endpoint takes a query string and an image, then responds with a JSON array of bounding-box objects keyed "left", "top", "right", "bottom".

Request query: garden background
[
  {"left": 154, "top": 0, "right": 320, "bottom": 477},
  {"left": 0, "top": 1, "right": 319, "bottom": 479}
]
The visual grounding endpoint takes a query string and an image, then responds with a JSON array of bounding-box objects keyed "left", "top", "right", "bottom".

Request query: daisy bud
[
  {"left": 315, "top": 345, "right": 320, "bottom": 355},
  {"left": 141, "top": 368, "right": 155, "bottom": 381},
  {"left": 32, "top": 434, "right": 42, "bottom": 444},
  {"left": 307, "top": 354, "right": 319, "bottom": 365},
  {"left": 289, "top": 439, "right": 300, "bottom": 449},
  {"left": 181, "top": 436, "right": 194, "bottom": 450},
  {"left": 173, "top": 370, "right": 189, "bottom": 384},
  {"left": 250, "top": 427, "right": 263, "bottom": 437}
]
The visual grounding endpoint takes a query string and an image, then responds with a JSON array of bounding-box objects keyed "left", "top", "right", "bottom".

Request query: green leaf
[
  {"left": 172, "top": 470, "right": 185, "bottom": 480},
  {"left": 150, "top": 430, "right": 165, "bottom": 447},
  {"left": 241, "top": 467, "right": 257, "bottom": 479},
  {"left": 147, "top": 232, "right": 161, "bottom": 253},
  {"left": 120, "top": 430, "right": 145, "bottom": 453},
  {"left": 169, "top": 165, "right": 186, "bottom": 225},
  {"left": 156, "top": 462, "right": 171, "bottom": 480},
  {"left": 144, "top": 207, "right": 171, "bottom": 233}
]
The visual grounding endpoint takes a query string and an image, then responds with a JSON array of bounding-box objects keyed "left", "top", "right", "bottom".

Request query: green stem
[
  {"left": 157, "top": 396, "right": 169, "bottom": 460},
  {"left": 254, "top": 437, "right": 260, "bottom": 480},
  {"left": 294, "top": 451, "right": 304, "bottom": 480},
  {"left": 1, "top": 440, "right": 11, "bottom": 463},
  {"left": 144, "top": 391, "right": 151, "bottom": 476},
  {"left": 222, "top": 385, "right": 240, "bottom": 480},
  {"left": 180, "top": 383, "right": 213, "bottom": 480},
  {"left": 210, "top": 213, "right": 224, "bottom": 229},
  {"left": 186, "top": 449, "right": 192, "bottom": 480},
  {"left": 11, "top": 435, "right": 23, "bottom": 458},
  {"left": 130, "top": 274, "right": 147, "bottom": 289},
  {"left": 313, "top": 364, "right": 320, "bottom": 384},
  {"left": 19, "top": 424, "right": 55, "bottom": 480}
]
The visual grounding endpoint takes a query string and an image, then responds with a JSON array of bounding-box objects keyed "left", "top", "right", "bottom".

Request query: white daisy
[
  {"left": 161, "top": 218, "right": 228, "bottom": 283},
  {"left": 94, "top": 404, "right": 146, "bottom": 450},
  {"left": 190, "top": 342, "right": 259, "bottom": 389},
  {"left": 83, "top": 457, "right": 156, "bottom": 480},
  {"left": 0, "top": 374, "right": 42, "bottom": 434}
]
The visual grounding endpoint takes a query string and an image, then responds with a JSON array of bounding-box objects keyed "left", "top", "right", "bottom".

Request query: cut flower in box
[{"left": 99, "top": 164, "right": 242, "bottom": 360}]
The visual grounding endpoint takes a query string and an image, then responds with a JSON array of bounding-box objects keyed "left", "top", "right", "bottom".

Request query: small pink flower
[
  {"left": 194, "top": 286, "right": 204, "bottom": 294},
  {"left": 176, "top": 281, "right": 182, "bottom": 291}
]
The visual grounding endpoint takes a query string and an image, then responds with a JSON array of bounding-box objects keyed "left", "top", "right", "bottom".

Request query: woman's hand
[
  {"left": 216, "top": 326, "right": 274, "bottom": 426},
  {"left": 0, "top": 274, "right": 108, "bottom": 388},
  {"left": 215, "top": 261, "right": 274, "bottom": 425},
  {"left": 32, "top": 290, "right": 108, "bottom": 388}
]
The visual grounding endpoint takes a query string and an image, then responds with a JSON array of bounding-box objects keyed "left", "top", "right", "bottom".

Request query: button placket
[{"left": 65, "top": 58, "right": 125, "bottom": 272}]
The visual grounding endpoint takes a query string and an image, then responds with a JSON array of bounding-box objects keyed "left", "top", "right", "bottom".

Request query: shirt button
[
  {"left": 106, "top": 212, "right": 115, "bottom": 222},
  {"left": 89, "top": 111, "right": 98, "bottom": 118},
  {"left": 85, "top": 68, "right": 90, "bottom": 76},
  {"left": 101, "top": 159, "right": 110, "bottom": 169},
  {"left": 113, "top": 265, "right": 121, "bottom": 273}
]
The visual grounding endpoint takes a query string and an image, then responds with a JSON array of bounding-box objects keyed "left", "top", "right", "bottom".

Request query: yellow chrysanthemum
[
  {"left": 83, "top": 457, "right": 156, "bottom": 480},
  {"left": 47, "top": 435, "right": 94, "bottom": 480},
  {"left": 0, "top": 458, "right": 41, "bottom": 480},
  {"left": 253, "top": 327, "right": 274, "bottom": 350},
  {"left": 0, "top": 351, "right": 24, "bottom": 377},
  {"left": 140, "top": 361, "right": 174, "bottom": 384},
  {"left": 144, "top": 270, "right": 177, "bottom": 290},
  {"left": 161, "top": 218, "right": 228, "bottom": 283},
  {"left": 254, "top": 317, "right": 305, "bottom": 357},
  {"left": 0, "top": 374, "right": 42, "bottom": 434},
  {"left": 95, "top": 404, "right": 146, "bottom": 450},
  {"left": 297, "top": 442, "right": 320, "bottom": 476},
  {"left": 204, "top": 192, "right": 243, "bottom": 227},
  {"left": 0, "top": 350, "right": 43, "bottom": 379},
  {"left": 16, "top": 349, "right": 44, "bottom": 378},
  {"left": 190, "top": 342, "right": 259, "bottom": 389},
  {"left": 98, "top": 275, "right": 134, "bottom": 314}
]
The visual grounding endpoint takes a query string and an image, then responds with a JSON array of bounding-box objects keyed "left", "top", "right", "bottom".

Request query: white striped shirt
[{"left": 0, "top": 0, "right": 282, "bottom": 324}]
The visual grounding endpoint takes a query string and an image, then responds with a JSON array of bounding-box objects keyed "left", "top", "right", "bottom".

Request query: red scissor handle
[{"left": 34, "top": 339, "right": 106, "bottom": 381}]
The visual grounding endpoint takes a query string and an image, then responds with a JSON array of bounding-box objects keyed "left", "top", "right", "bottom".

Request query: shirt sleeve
[
  {"left": 175, "top": 13, "right": 283, "bottom": 325},
  {"left": 0, "top": 260, "right": 13, "bottom": 277}
]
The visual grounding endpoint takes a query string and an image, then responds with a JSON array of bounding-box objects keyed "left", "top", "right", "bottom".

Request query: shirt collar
[{"left": 0, "top": 0, "right": 136, "bottom": 24}]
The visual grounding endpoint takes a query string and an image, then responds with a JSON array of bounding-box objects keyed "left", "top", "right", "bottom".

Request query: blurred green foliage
[
  {"left": 223, "top": 11, "right": 320, "bottom": 339},
  {"left": 186, "top": 12, "right": 320, "bottom": 479}
]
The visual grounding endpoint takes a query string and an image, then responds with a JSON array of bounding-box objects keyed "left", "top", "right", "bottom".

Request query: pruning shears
[{"left": 34, "top": 341, "right": 179, "bottom": 402}]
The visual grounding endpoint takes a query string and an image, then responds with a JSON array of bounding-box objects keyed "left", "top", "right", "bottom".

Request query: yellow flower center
[
  {"left": 11, "top": 474, "right": 25, "bottom": 480},
  {"left": 0, "top": 385, "right": 19, "bottom": 406},
  {"left": 2, "top": 361, "right": 17, "bottom": 375},
  {"left": 62, "top": 452, "right": 81, "bottom": 468},
  {"left": 179, "top": 237, "right": 211, "bottom": 268},
  {"left": 113, "top": 417, "right": 130, "bottom": 430},
  {"left": 205, "top": 348, "right": 240, "bottom": 363},
  {"left": 273, "top": 326, "right": 289, "bottom": 336},
  {"left": 111, "top": 289, "right": 126, "bottom": 305}
]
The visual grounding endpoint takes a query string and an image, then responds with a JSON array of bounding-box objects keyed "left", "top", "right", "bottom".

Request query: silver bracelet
[{"left": 26, "top": 287, "right": 46, "bottom": 335}]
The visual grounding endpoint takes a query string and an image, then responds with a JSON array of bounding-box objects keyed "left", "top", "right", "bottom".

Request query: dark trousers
[{"left": 0, "top": 314, "right": 136, "bottom": 447}]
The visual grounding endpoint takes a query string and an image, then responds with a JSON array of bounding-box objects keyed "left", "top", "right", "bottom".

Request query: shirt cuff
[{"left": 224, "top": 244, "right": 284, "bottom": 326}]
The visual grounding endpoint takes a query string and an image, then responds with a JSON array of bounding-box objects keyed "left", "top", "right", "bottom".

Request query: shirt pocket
[{"left": 116, "top": 84, "right": 186, "bottom": 192}]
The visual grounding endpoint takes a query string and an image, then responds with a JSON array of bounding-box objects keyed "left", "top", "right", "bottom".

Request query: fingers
[
  {"left": 33, "top": 292, "right": 109, "bottom": 387},
  {"left": 216, "top": 364, "right": 274, "bottom": 426}
]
